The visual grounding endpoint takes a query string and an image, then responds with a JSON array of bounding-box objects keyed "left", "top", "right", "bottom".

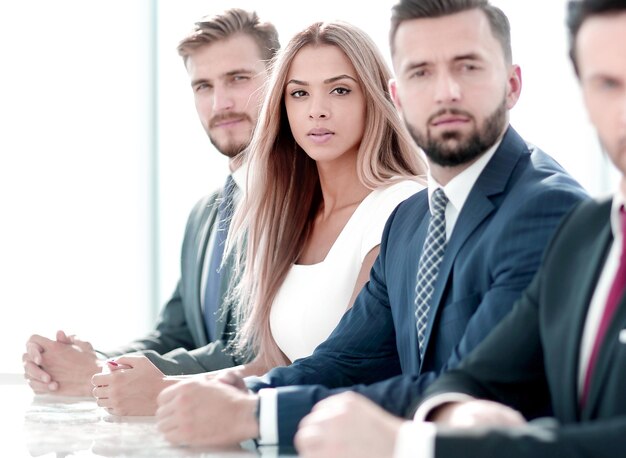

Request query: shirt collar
[
  {"left": 610, "top": 190, "right": 626, "bottom": 241},
  {"left": 231, "top": 162, "right": 247, "bottom": 192},
  {"left": 427, "top": 136, "right": 503, "bottom": 214}
]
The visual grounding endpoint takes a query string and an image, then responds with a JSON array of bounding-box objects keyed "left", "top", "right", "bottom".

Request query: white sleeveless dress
[{"left": 270, "top": 180, "right": 424, "bottom": 362}]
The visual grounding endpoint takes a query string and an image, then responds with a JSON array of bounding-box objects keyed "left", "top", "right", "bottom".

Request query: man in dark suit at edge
[
  {"left": 22, "top": 9, "right": 279, "bottom": 410},
  {"left": 294, "top": 1, "right": 626, "bottom": 457},
  {"left": 152, "top": 0, "right": 588, "bottom": 448}
]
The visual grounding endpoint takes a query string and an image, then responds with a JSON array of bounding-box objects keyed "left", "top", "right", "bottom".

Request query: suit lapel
[
  {"left": 560, "top": 209, "right": 612, "bottom": 421},
  {"left": 582, "top": 217, "right": 625, "bottom": 417},
  {"left": 408, "top": 211, "right": 431, "bottom": 371},
  {"left": 191, "top": 194, "right": 220, "bottom": 345},
  {"left": 420, "top": 128, "right": 526, "bottom": 363},
  {"left": 583, "top": 294, "right": 626, "bottom": 419}
]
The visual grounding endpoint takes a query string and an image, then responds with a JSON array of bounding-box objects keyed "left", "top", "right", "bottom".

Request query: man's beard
[
  {"left": 209, "top": 135, "right": 249, "bottom": 158},
  {"left": 207, "top": 112, "right": 254, "bottom": 158},
  {"left": 406, "top": 97, "right": 507, "bottom": 167}
]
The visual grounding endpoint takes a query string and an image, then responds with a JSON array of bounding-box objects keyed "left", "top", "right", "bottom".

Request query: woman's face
[{"left": 284, "top": 44, "right": 366, "bottom": 166}]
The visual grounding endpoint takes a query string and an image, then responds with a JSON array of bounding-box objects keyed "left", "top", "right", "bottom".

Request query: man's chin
[{"left": 209, "top": 138, "right": 248, "bottom": 158}]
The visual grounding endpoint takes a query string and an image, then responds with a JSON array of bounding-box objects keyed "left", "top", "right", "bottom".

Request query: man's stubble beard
[
  {"left": 209, "top": 135, "right": 250, "bottom": 158},
  {"left": 406, "top": 96, "right": 508, "bottom": 167},
  {"left": 207, "top": 112, "right": 255, "bottom": 158}
]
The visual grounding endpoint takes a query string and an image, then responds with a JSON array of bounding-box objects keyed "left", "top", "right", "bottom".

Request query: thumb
[
  {"left": 56, "top": 330, "right": 73, "bottom": 344},
  {"left": 114, "top": 354, "right": 154, "bottom": 369},
  {"left": 107, "top": 356, "right": 135, "bottom": 371}
]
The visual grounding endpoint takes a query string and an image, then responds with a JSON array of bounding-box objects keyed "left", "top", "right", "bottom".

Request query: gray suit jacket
[{"left": 102, "top": 187, "right": 244, "bottom": 374}]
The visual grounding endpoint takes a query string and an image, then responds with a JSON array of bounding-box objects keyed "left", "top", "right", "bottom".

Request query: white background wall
[{"left": 0, "top": 0, "right": 614, "bottom": 373}]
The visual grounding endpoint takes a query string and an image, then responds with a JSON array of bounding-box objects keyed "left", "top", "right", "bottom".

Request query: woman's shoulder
[
  {"left": 369, "top": 179, "right": 425, "bottom": 204},
  {"left": 355, "top": 179, "right": 425, "bottom": 222}
]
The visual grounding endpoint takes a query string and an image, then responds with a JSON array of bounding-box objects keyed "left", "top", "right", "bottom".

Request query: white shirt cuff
[
  {"left": 258, "top": 388, "right": 278, "bottom": 445},
  {"left": 393, "top": 421, "right": 436, "bottom": 458},
  {"left": 413, "top": 393, "right": 476, "bottom": 422}
]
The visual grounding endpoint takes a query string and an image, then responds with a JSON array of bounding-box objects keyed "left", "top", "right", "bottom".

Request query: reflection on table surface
[{"left": 2, "top": 374, "right": 293, "bottom": 457}]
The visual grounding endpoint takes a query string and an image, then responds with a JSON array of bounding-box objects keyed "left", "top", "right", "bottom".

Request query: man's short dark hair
[
  {"left": 567, "top": 0, "right": 626, "bottom": 76},
  {"left": 389, "top": 0, "right": 512, "bottom": 64}
]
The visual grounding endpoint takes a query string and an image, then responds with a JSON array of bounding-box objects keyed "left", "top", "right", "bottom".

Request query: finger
[
  {"left": 155, "top": 395, "right": 178, "bottom": 420},
  {"left": 23, "top": 360, "right": 52, "bottom": 383},
  {"left": 106, "top": 360, "right": 132, "bottom": 371},
  {"left": 216, "top": 371, "right": 246, "bottom": 391},
  {"left": 56, "top": 330, "right": 72, "bottom": 343},
  {"left": 72, "top": 338, "right": 93, "bottom": 351},
  {"left": 25, "top": 342, "right": 45, "bottom": 365},
  {"left": 95, "top": 397, "right": 114, "bottom": 409},
  {"left": 160, "top": 421, "right": 188, "bottom": 447},
  {"left": 156, "top": 410, "right": 179, "bottom": 434},
  {"left": 27, "top": 378, "right": 51, "bottom": 394},
  {"left": 114, "top": 354, "right": 145, "bottom": 366},
  {"left": 294, "top": 425, "right": 323, "bottom": 457},
  {"left": 92, "top": 386, "right": 109, "bottom": 399},
  {"left": 91, "top": 373, "right": 111, "bottom": 387},
  {"left": 157, "top": 382, "right": 181, "bottom": 405},
  {"left": 110, "top": 355, "right": 140, "bottom": 370}
]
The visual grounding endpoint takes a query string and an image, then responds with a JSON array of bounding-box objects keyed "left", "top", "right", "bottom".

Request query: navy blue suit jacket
[{"left": 247, "top": 127, "right": 588, "bottom": 445}]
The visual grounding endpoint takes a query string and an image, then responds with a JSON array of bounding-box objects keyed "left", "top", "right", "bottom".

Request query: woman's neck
[{"left": 316, "top": 151, "right": 370, "bottom": 219}]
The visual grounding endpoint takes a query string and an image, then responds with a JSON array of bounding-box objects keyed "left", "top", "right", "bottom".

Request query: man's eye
[{"left": 194, "top": 83, "right": 211, "bottom": 92}]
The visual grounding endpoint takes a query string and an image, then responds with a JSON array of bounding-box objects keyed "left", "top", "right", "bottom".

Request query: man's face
[
  {"left": 577, "top": 12, "right": 626, "bottom": 176},
  {"left": 390, "top": 9, "right": 521, "bottom": 168},
  {"left": 185, "top": 34, "right": 268, "bottom": 158}
]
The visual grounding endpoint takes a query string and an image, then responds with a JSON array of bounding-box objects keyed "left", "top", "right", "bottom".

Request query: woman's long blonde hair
[{"left": 228, "top": 21, "right": 427, "bottom": 367}]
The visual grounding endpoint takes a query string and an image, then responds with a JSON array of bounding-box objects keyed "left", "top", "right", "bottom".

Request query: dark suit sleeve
[
  {"left": 140, "top": 299, "right": 245, "bottom": 375},
  {"left": 136, "top": 311, "right": 242, "bottom": 375}
]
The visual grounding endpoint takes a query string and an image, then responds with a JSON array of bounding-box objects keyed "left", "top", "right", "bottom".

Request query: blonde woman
[{"left": 227, "top": 20, "right": 427, "bottom": 374}]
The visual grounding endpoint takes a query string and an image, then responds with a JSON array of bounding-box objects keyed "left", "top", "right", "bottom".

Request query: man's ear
[{"left": 505, "top": 65, "right": 522, "bottom": 109}]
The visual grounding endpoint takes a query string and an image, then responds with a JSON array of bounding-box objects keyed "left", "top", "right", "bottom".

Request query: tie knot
[{"left": 431, "top": 188, "right": 448, "bottom": 215}]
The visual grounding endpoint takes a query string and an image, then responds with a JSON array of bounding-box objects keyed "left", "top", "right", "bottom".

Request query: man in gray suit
[{"left": 22, "top": 9, "right": 279, "bottom": 405}]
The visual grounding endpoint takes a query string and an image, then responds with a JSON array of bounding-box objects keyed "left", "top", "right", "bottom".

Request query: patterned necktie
[
  {"left": 203, "top": 175, "right": 237, "bottom": 340},
  {"left": 415, "top": 188, "right": 449, "bottom": 359},
  {"left": 581, "top": 207, "right": 626, "bottom": 407}
]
